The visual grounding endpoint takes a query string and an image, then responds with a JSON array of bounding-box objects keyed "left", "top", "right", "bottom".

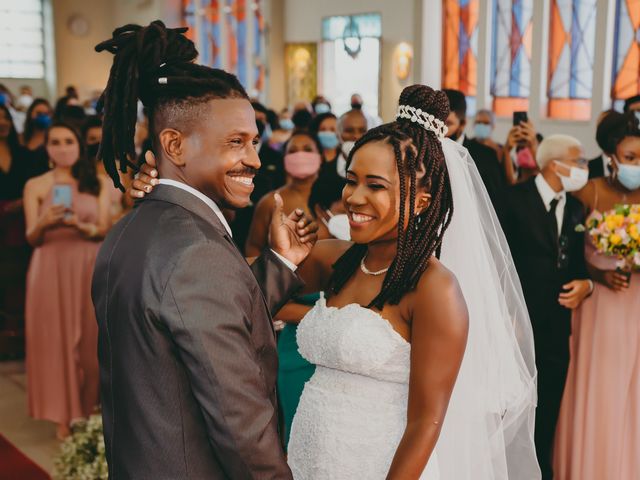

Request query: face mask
[
  {"left": 0, "top": 93, "right": 8, "bottom": 107},
  {"left": 318, "top": 131, "right": 339, "bottom": 150},
  {"left": 34, "top": 113, "right": 52, "bottom": 129},
  {"left": 280, "top": 118, "right": 294, "bottom": 130},
  {"left": 47, "top": 143, "right": 80, "bottom": 168},
  {"left": 284, "top": 151, "right": 322, "bottom": 179},
  {"left": 615, "top": 159, "right": 640, "bottom": 190},
  {"left": 474, "top": 123, "right": 492, "bottom": 140},
  {"left": 87, "top": 142, "right": 100, "bottom": 158},
  {"left": 327, "top": 213, "right": 351, "bottom": 241},
  {"left": 17, "top": 94, "right": 33, "bottom": 110},
  {"left": 516, "top": 147, "right": 536, "bottom": 169},
  {"left": 350, "top": 102, "right": 362, "bottom": 110},
  {"left": 315, "top": 103, "right": 331, "bottom": 115},
  {"left": 341, "top": 140, "right": 355, "bottom": 158},
  {"left": 554, "top": 161, "right": 588, "bottom": 192}
]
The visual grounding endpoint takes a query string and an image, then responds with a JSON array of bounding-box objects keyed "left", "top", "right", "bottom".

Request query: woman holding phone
[{"left": 23, "top": 122, "right": 111, "bottom": 439}]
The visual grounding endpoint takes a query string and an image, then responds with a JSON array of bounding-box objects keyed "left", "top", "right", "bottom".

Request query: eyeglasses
[
  {"left": 553, "top": 158, "right": 588, "bottom": 168},
  {"left": 557, "top": 234, "right": 569, "bottom": 269}
]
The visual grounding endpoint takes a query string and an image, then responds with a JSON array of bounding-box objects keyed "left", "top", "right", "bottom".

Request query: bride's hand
[
  {"left": 269, "top": 193, "right": 318, "bottom": 266},
  {"left": 129, "top": 151, "right": 159, "bottom": 198}
]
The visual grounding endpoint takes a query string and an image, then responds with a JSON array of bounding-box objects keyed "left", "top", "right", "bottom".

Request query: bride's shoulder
[{"left": 414, "top": 258, "right": 466, "bottom": 315}]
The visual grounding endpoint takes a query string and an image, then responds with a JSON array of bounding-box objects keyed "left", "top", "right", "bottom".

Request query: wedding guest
[
  {"left": 269, "top": 108, "right": 294, "bottom": 152},
  {"left": 0, "top": 105, "right": 45, "bottom": 358},
  {"left": 503, "top": 117, "right": 541, "bottom": 185},
  {"left": 82, "top": 116, "right": 132, "bottom": 223},
  {"left": 588, "top": 110, "right": 624, "bottom": 179},
  {"left": 334, "top": 108, "right": 368, "bottom": 177},
  {"left": 22, "top": 98, "right": 53, "bottom": 153},
  {"left": 245, "top": 130, "right": 322, "bottom": 256},
  {"left": 23, "top": 122, "right": 111, "bottom": 439},
  {"left": 554, "top": 111, "right": 640, "bottom": 480},
  {"left": 310, "top": 112, "right": 339, "bottom": 165},
  {"left": 311, "top": 95, "right": 332, "bottom": 115},
  {"left": 350, "top": 93, "right": 382, "bottom": 128},
  {"left": 503, "top": 134, "right": 593, "bottom": 480},
  {"left": 443, "top": 89, "right": 505, "bottom": 218},
  {"left": 472, "top": 109, "right": 505, "bottom": 165}
]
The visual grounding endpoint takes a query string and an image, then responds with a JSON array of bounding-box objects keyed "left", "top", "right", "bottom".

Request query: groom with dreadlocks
[{"left": 91, "top": 21, "right": 316, "bottom": 479}]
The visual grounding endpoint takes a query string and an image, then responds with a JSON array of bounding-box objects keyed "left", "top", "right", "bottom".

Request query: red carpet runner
[{"left": 0, "top": 434, "right": 51, "bottom": 480}]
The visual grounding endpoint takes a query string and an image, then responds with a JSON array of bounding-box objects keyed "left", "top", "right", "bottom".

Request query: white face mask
[
  {"left": 326, "top": 213, "right": 351, "bottom": 241},
  {"left": 554, "top": 161, "right": 588, "bottom": 192}
]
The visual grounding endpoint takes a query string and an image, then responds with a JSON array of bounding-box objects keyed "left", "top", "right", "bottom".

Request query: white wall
[{"left": 283, "top": 0, "right": 420, "bottom": 122}]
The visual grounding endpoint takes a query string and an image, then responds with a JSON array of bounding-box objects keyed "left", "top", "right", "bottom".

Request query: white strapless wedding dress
[{"left": 288, "top": 295, "right": 439, "bottom": 479}]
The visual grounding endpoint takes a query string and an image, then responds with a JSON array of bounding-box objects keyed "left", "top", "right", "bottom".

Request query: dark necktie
[{"left": 548, "top": 197, "right": 559, "bottom": 239}]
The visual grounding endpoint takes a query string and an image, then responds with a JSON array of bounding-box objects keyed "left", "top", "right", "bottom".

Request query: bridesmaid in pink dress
[
  {"left": 23, "top": 122, "right": 111, "bottom": 439},
  {"left": 554, "top": 114, "right": 640, "bottom": 479}
]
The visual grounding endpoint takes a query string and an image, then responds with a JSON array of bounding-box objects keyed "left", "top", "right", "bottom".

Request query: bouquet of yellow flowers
[{"left": 582, "top": 204, "right": 640, "bottom": 274}]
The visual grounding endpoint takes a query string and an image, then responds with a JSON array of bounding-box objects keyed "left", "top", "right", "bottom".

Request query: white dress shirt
[
  {"left": 158, "top": 179, "right": 297, "bottom": 270},
  {"left": 534, "top": 174, "right": 566, "bottom": 237}
]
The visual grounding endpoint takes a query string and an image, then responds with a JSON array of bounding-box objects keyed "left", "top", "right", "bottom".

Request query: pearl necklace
[{"left": 360, "top": 255, "right": 390, "bottom": 276}]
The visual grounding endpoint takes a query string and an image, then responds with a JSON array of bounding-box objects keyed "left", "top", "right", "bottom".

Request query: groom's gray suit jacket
[{"left": 92, "top": 185, "right": 301, "bottom": 479}]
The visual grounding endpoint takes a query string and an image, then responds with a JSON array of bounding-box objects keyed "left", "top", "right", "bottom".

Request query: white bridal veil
[{"left": 436, "top": 138, "right": 540, "bottom": 479}]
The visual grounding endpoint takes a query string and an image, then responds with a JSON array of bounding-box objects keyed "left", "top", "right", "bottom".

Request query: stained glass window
[
  {"left": 442, "top": 0, "right": 480, "bottom": 114},
  {"left": 547, "top": 0, "right": 596, "bottom": 120},
  {"left": 611, "top": 0, "right": 640, "bottom": 109},
  {"left": 181, "top": 0, "right": 267, "bottom": 97},
  {"left": 490, "top": 0, "right": 534, "bottom": 115}
]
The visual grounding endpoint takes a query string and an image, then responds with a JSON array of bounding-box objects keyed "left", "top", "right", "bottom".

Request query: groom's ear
[{"left": 158, "top": 128, "right": 186, "bottom": 167}]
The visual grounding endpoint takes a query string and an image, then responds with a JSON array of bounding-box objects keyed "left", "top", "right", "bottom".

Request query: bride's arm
[{"left": 386, "top": 261, "right": 469, "bottom": 479}]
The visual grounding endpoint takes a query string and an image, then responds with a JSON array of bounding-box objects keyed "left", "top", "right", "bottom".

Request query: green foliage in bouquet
[{"left": 54, "top": 413, "right": 107, "bottom": 480}]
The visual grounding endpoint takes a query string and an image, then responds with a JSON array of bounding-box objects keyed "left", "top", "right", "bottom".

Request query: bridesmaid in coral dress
[
  {"left": 554, "top": 112, "right": 640, "bottom": 480},
  {"left": 23, "top": 122, "right": 111, "bottom": 439}
]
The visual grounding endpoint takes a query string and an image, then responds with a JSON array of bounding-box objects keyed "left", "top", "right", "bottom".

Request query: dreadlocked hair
[
  {"left": 95, "top": 20, "right": 248, "bottom": 190},
  {"left": 328, "top": 84, "right": 454, "bottom": 310}
]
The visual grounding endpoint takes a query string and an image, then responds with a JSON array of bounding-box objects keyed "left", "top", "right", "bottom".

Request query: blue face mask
[
  {"left": 261, "top": 123, "right": 272, "bottom": 142},
  {"left": 0, "top": 93, "right": 8, "bottom": 106},
  {"left": 280, "top": 118, "right": 294, "bottom": 131},
  {"left": 616, "top": 159, "right": 640, "bottom": 191},
  {"left": 474, "top": 123, "right": 492, "bottom": 140},
  {"left": 315, "top": 103, "right": 331, "bottom": 115},
  {"left": 34, "top": 113, "right": 52, "bottom": 129},
  {"left": 318, "top": 131, "right": 339, "bottom": 150}
]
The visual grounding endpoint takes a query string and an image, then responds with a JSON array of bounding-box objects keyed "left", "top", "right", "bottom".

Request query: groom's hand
[{"left": 269, "top": 193, "right": 318, "bottom": 266}]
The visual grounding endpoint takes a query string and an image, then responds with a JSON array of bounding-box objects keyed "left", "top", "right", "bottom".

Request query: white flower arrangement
[{"left": 54, "top": 413, "right": 107, "bottom": 480}]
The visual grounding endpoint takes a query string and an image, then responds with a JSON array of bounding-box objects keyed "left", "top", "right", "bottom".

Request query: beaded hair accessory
[{"left": 396, "top": 105, "right": 448, "bottom": 140}]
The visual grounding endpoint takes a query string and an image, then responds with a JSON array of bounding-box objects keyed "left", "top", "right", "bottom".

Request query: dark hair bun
[{"left": 398, "top": 85, "right": 450, "bottom": 123}]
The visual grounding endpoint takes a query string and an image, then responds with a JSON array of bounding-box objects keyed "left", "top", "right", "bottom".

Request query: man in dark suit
[
  {"left": 92, "top": 25, "right": 317, "bottom": 479},
  {"left": 503, "top": 135, "right": 593, "bottom": 480},
  {"left": 443, "top": 89, "right": 506, "bottom": 219}
]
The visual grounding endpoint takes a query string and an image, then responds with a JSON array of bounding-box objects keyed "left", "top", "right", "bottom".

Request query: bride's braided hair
[
  {"left": 95, "top": 20, "right": 248, "bottom": 190},
  {"left": 328, "top": 85, "right": 454, "bottom": 309}
]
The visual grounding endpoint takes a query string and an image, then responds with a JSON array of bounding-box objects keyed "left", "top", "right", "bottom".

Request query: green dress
[{"left": 277, "top": 293, "right": 318, "bottom": 450}]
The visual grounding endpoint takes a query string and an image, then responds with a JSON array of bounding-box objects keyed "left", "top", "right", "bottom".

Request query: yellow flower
[
  {"left": 630, "top": 224, "right": 639, "bottom": 241},
  {"left": 606, "top": 218, "right": 617, "bottom": 231},
  {"left": 630, "top": 213, "right": 640, "bottom": 224},
  {"left": 610, "top": 233, "right": 622, "bottom": 246},
  {"left": 613, "top": 214, "right": 625, "bottom": 228}
]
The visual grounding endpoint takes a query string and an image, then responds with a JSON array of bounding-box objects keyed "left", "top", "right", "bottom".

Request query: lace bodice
[
  {"left": 296, "top": 294, "right": 411, "bottom": 383},
  {"left": 288, "top": 295, "right": 439, "bottom": 479}
]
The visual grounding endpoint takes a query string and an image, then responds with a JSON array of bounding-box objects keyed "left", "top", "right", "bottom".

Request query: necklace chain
[{"left": 360, "top": 254, "right": 390, "bottom": 276}]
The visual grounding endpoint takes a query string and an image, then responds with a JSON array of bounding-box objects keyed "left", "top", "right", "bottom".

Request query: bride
[{"left": 133, "top": 84, "right": 539, "bottom": 479}]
